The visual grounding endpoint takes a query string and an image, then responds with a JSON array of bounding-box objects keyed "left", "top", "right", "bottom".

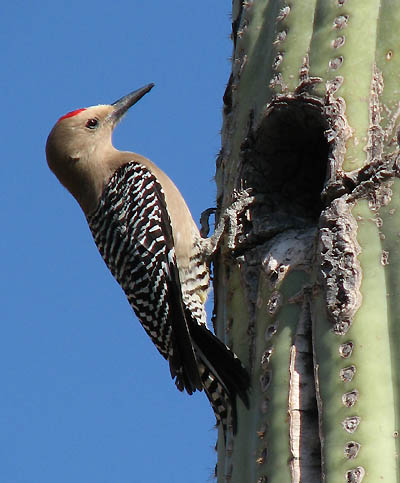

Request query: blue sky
[{"left": 1, "top": 3, "right": 232, "bottom": 482}]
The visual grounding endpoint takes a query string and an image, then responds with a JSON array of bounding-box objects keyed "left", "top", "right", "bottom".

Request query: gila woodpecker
[{"left": 46, "top": 84, "right": 249, "bottom": 434}]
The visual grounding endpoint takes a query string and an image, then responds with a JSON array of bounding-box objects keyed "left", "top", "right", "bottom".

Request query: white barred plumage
[
  {"left": 86, "top": 161, "right": 249, "bottom": 432},
  {"left": 88, "top": 162, "right": 176, "bottom": 357}
]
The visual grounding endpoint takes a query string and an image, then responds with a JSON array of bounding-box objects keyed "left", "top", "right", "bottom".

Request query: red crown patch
[{"left": 58, "top": 108, "right": 87, "bottom": 122}]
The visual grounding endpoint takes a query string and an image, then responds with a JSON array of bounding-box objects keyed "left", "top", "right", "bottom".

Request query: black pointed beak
[{"left": 108, "top": 83, "right": 154, "bottom": 124}]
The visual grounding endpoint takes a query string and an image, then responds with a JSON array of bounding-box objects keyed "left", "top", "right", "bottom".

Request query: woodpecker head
[{"left": 46, "top": 83, "right": 154, "bottom": 214}]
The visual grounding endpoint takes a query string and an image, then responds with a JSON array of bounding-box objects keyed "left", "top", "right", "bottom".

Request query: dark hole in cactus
[{"left": 241, "top": 98, "right": 329, "bottom": 224}]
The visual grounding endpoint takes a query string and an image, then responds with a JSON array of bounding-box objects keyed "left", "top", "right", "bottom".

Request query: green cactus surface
[{"left": 214, "top": 1, "right": 400, "bottom": 481}]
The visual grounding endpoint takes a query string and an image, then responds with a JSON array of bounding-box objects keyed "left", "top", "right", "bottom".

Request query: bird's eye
[{"left": 85, "top": 118, "right": 99, "bottom": 129}]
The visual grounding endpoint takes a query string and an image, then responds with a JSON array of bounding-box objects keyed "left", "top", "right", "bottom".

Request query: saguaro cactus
[{"left": 213, "top": 1, "right": 400, "bottom": 481}]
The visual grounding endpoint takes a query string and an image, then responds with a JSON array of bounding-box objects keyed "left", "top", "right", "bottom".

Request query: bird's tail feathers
[{"left": 189, "top": 320, "right": 250, "bottom": 435}]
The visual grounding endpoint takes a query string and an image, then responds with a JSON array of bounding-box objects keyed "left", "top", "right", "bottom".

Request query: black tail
[{"left": 188, "top": 320, "right": 250, "bottom": 435}]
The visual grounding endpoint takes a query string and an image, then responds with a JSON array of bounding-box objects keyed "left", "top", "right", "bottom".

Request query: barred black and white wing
[
  {"left": 87, "top": 161, "right": 249, "bottom": 433},
  {"left": 87, "top": 161, "right": 202, "bottom": 394}
]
